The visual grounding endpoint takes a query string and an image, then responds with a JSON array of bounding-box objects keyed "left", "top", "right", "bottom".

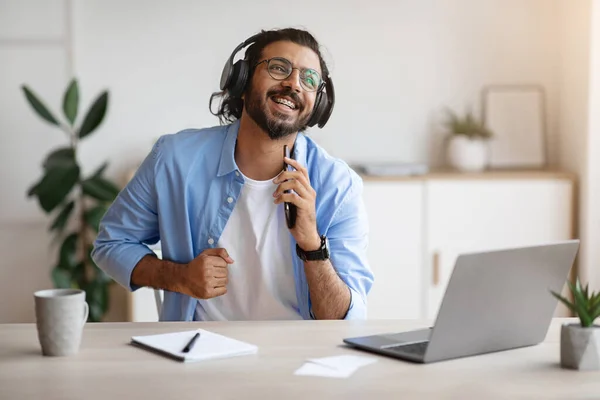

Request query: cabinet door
[
  {"left": 362, "top": 181, "right": 423, "bottom": 319},
  {"left": 425, "top": 179, "right": 573, "bottom": 319}
]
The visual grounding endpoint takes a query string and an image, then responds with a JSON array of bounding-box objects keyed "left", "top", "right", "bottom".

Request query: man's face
[{"left": 243, "top": 41, "right": 322, "bottom": 140}]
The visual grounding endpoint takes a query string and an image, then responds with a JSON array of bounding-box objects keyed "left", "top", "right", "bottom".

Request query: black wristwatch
[{"left": 296, "top": 235, "right": 330, "bottom": 261}]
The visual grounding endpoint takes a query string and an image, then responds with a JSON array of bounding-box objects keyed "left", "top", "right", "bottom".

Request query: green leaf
[
  {"left": 91, "top": 162, "right": 108, "bottom": 179},
  {"left": 551, "top": 291, "right": 578, "bottom": 315},
  {"left": 27, "top": 181, "right": 40, "bottom": 197},
  {"left": 71, "top": 262, "right": 87, "bottom": 289},
  {"left": 575, "top": 278, "right": 583, "bottom": 294},
  {"left": 590, "top": 292, "right": 600, "bottom": 310},
  {"left": 567, "top": 280, "right": 591, "bottom": 325},
  {"left": 78, "top": 91, "right": 108, "bottom": 139},
  {"left": 21, "top": 85, "right": 59, "bottom": 126},
  {"left": 33, "top": 164, "right": 80, "bottom": 213},
  {"left": 62, "top": 79, "right": 79, "bottom": 125},
  {"left": 59, "top": 233, "right": 79, "bottom": 270},
  {"left": 51, "top": 267, "right": 72, "bottom": 289},
  {"left": 444, "top": 108, "right": 493, "bottom": 139},
  {"left": 42, "top": 147, "right": 75, "bottom": 170},
  {"left": 49, "top": 200, "right": 75, "bottom": 232},
  {"left": 82, "top": 175, "right": 120, "bottom": 202},
  {"left": 84, "top": 205, "right": 108, "bottom": 232},
  {"left": 584, "top": 282, "right": 590, "bottom": 300},
  {"left": 570, "top": 280, "right": 589, "bottom": 308},
  {"left": 589, "top": 299, "right": 600, "bottom": 321}
]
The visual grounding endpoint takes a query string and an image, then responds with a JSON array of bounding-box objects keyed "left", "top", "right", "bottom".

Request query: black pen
[{"left": 182, "top": 332, "right": 200, "bottom": 353}]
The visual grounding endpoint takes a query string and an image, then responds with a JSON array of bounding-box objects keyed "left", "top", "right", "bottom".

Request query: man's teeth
[{"left": 273, "top": 97, "right": 296, "bottom": 109}]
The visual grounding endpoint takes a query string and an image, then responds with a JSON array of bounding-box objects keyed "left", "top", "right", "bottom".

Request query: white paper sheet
[
  {"left": 294, "top": 355, "right": 377, "bottom": 378},
  {"left": 294, "top": 363, "right": 355, "bottom": 378},
  {"left": 131, "top": 329, "right": 258, "bottom": 362}
]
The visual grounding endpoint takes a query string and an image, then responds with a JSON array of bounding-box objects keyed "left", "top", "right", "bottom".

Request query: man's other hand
[{"left": 180, "top": 248, "right": 234, "bottom": 299}]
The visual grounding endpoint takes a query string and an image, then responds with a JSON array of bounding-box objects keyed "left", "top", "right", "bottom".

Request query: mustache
[{"left": 266, "top": 88, "right": 303, "bottom": 110}]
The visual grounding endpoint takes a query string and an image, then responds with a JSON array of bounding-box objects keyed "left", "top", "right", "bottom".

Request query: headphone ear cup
[
  {"left": 316, "top": 93, "right": 333, "bottom": 128},
  {"left": 228, "top": 60, "right": 249, "bottom": 98},
  {"left": 307, "top": 90, "right": 326, "bottom": 127},
  {"left": 220, "top": 59, "right": 233, "bottom": 91}
]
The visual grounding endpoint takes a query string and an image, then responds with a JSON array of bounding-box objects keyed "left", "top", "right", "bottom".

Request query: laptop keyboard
[{"left": 382, "top": 341, "right": 429, "bottom": 356}]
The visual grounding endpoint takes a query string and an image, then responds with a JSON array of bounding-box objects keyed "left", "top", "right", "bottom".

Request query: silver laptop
[{"left": 343, "top": 240, "right": 580, "bottom": 363}]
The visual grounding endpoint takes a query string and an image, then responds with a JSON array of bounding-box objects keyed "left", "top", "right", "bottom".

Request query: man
[{"left": 92, "top": 28, "right": 374, "bottom": 321}]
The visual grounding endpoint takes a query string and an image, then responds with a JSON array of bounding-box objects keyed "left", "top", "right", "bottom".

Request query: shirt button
[
  {"left": 227, "top": 197, "right": 233, "bottom": 203},
  {"left": 235, "top": 171, "right": 240, "bottom": 177},
  {"left": 208, "top": 238, "right": 214, "bottom": 245}
]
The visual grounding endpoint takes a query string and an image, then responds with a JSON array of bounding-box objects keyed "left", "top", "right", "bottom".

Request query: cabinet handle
[{"left": 432, "top": 252, "right": 440, "bottom": 286}]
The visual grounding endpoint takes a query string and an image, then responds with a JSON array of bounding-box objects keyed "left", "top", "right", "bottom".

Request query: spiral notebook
[{"left": 130, "top": 329, "right": 258, "bottom": 362}]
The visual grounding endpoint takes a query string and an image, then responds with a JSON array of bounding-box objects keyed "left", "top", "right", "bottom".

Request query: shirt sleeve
[
  {"left": 326, "top": 174, "right": 374, "bottom": 320},
  {"left": 91, "top": 138, "right": 164, "bottom": 292}
]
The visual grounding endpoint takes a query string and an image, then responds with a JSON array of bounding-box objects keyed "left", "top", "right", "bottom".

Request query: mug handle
[{"left": 82, "top": 301, "right": 89, "bottom": 326}]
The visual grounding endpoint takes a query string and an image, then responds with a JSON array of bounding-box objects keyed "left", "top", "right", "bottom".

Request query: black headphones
[{"left": 219, "top": 33, "right": 335, "bottom": 129}]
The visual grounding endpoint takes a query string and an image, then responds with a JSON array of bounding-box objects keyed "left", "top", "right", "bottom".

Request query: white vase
[{"left": 446, "top": 135, "right": 489, "bottom": 172}]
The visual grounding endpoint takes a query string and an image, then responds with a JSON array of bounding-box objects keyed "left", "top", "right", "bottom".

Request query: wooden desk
[{"left": 1, "top": 318, "right": 598, "bottom": 399}]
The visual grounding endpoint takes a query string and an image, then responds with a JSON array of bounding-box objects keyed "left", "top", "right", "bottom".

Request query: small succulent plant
[
  {"left": 551, "top": 278, "right": 600, "bottom": 328},
  {"left": 444, "top": 109, "right": 493, "bottom": 139}
]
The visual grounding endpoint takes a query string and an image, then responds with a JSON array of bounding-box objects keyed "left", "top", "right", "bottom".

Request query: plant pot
[
  {"left": 560, "top": 323, "right": 600, "bottom": 370},
  {"left": 446, "top": 135, "right": 489, "bottom": 172}
]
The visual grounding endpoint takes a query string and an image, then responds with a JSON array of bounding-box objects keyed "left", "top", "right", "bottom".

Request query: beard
[{"left": 244, "top": 85, "right": 311, "bottom": 140}]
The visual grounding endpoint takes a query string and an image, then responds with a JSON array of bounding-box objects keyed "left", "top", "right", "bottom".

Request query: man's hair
[{"left": 209, "top": 28, "right": 330, "bottom": 125}]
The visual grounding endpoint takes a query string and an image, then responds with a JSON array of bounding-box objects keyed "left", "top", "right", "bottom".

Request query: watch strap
[{"left": 296, "top": 235, "right": 330, "bottom": 261}]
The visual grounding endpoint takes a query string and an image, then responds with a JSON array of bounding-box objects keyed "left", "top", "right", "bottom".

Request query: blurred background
[{"left": 1, "top": 0, "right": 598, "bottom": 323}]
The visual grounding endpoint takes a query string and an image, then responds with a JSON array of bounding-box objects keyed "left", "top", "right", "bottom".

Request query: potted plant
[
  {"left": 443, "top": 109, "right": 494, "bottom": 172},
  {"left": 551, "top": 278, "right": 600, "bottom": 370},
  {"left": 21, "top": 79, "right": 120, "bottom": 322}
]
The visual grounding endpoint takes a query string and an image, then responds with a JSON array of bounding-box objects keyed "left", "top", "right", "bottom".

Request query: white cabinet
[
  {"left": 361, "top": 172, "right": 574, "bottom": 321},
  {"left": 363, "top": 181, "right": 423, "bottom": 319},
  {"left": 423, "top": 178, "right": 574, "bottom": 319}
]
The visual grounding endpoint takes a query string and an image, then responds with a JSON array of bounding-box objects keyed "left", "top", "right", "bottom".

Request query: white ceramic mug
[{"left": 34, "top": 288, "right": 89, "bottom": 356}]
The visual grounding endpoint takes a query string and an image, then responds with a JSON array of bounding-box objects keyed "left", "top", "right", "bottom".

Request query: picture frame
[{"left": 481, "top": 84, "right": 548, "bottom": 169}]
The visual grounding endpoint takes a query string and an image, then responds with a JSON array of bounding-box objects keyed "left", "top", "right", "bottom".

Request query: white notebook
[{"left": 130, "top": 329, "right": 258, "bottom": 362}]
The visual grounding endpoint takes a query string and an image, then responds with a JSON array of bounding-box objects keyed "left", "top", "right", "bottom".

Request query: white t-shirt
[{"left": 195, "top": 171, "right": 302, "bottom": 321}]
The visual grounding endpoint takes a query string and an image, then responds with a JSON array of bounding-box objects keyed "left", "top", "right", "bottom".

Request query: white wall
[
  {"left": 556, "top": 0, "right": 592, "bottom": 286},
  {"left": 0, "top": 0, "right": 69, "bottom": 322},
  {"left": 584, "top": 0, "right": 600, "bottom": 290},
  {"left": 556, "top": 0, "right": 600, "bottom": 292},
  {"left": 0, "top": 0, "right": 585, "bottom": 322},
  {"left": 70, "top": 0, "right": 562, "bottom": 175}
]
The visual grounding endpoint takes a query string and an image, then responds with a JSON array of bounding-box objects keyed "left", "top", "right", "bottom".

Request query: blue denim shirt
[{"left": 91, "top": 120, "right": 374, "bottom": 321}]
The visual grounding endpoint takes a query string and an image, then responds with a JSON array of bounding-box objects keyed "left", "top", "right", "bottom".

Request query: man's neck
[{"left": 235, "top": 113, "right": 297, "bottom": 181}]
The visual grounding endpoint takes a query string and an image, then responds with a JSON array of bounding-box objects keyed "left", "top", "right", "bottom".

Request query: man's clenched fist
[{"left": 179, "top": 248, "right": 234, "bottom": 299}]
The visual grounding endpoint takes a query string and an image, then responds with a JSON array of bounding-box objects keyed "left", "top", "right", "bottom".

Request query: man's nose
[{"left": 281, "top": 69, "right": 302, "bottom": 93}]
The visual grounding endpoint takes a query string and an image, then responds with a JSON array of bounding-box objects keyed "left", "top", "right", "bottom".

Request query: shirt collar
[
  {"left": 291, "top": 130, "right": 308, "bottom": 166},
  {"left": 217, "top": 119, "right": 309, "bottom": 177},
  {"left": 217, "top": 120, "right": 240, "bottom": 177}
]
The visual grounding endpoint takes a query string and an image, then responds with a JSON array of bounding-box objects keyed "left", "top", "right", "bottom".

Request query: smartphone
[{"left": 283, "top": 145, "right": 297, "bottom": 229}]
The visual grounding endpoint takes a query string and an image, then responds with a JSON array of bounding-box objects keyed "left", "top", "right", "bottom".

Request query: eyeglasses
[{"left": 254, "top": 57, "right": 323, "bottom": 92}]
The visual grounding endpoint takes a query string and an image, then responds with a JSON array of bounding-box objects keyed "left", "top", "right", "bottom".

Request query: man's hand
[
  {"left": 272, "top": 157, "right": 351, "bottom": 319},
  {"left": 178, "top": 248, "right": 234, "bottom": 299},
  {"left": 273, "top": 156, "right": 321, "bottom": 251}
]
